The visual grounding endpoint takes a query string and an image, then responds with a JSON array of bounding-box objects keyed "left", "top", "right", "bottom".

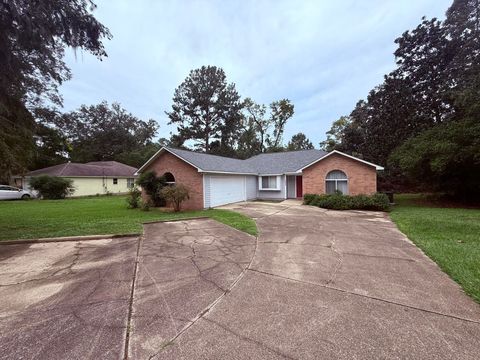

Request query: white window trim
[
  {"left": 325, "top": 179, "right": 349, "bottom": 194},
  {"left": 258, "top": 175, "right": 281, "bottom": 191},
  {"left": 127, "top": 178, "right": 135, "bottom": 188}
]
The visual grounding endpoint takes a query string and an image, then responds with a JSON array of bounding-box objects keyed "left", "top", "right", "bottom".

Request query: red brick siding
[
  {"left": 142, "top": 151, "right": 204, "bottom": 210},
  {"left": 302, "top": 153, "right": 377, "bottom": 195}
]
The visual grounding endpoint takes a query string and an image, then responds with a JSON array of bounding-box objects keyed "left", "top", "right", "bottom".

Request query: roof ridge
[
  {"left": 246, "top": 148, "right": 324, "bottom": 159},
  {"left": 168, "top": 146, "right": 324, "bottom": 162}
]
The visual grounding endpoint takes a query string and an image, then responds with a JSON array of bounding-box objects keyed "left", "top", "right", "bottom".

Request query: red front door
[{"left": 296, "top": 176, "right": 303, "bottom": 198}]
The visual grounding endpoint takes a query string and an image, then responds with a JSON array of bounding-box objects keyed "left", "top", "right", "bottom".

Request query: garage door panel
[{"left": 209, "top": 176, "right": 246, "bottom": 207}]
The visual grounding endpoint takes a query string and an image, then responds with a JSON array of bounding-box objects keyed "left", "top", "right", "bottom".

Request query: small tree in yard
[
  {"left": 30, "top": 175, "right": 75, "bottom": 199},
  {"left": 136, "top": 171, "right": 166, "bottom": 206},
  {"left": 126, "top": 187, "right": 141, "bottom": 209},
  {"left": 160, "top": 184, "right": 190, "bottom": 212}
]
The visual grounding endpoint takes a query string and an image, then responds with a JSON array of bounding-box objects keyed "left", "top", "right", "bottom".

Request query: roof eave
[
  {"left": 199, "top": 170, "right": 258, "bottom": 175},
  {"left": 297, "top": 150, "right": 384, "bottom": 171}
]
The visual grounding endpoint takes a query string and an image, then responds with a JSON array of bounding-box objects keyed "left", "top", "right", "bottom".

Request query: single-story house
[
  {"left": 14, "top": 161, "right": 137, "bottom": 197},
  {"left": 136, "top": 147, "right": 384, "bottom": 210}
]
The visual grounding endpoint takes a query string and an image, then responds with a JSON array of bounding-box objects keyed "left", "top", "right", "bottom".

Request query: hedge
[{"left": 303, "top": 193, "right": 390, "bottom": 211}]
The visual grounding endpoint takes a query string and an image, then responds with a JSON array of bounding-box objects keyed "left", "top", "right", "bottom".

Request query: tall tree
[
  {"left": 319, "top": 116, "right": 351, "bottom": 151},
  {"left": 236, "top": 122, "right": 262, "bottom": 159},
  {"left": 167, "top": 66, "right": 243, "bottom": 154},
  {"left": 31, "top": 122, "right": 71, "bottom": 170},
  {"left": 242, "top": 98, "right": 269, "bottom": 153},
  {"left": 239, "top": 97, "right": 295, "bottom": 155},
  {"left": 0, "top": 0, "right": 111, "bottom": 180},
  {"left": 267, "top": 99, "right": 294, "bottom": 150},
  {"left": 287, "top": 133, "right": 314, "bottom": 151},
  {"left": 325, "top": 0, "right": 480, "bottom": 168},
  {"left": 343, "top": 75, "right": 421, "bottom": 165},
  {"left": 57, "top": 102, "right": 158, "bottom": 165}
]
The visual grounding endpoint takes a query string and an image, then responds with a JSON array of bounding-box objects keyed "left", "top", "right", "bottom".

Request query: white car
[{"left": 0, "top": 185, "right": 35, "bottom": 200}]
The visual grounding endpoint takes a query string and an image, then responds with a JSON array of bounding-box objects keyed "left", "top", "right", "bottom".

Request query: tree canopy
[
  {"left": 56, "top": 102, "right": 158, "bottom": 167},
  {"left": 287, "top": 133, "right": 314, "bottom": 151},
  {"left": 320, "top": 0, "right": 480, "bottom": 199},
  {"left": 238, "top": 97, "right": 295, "bottom": 157},
  {"left": 166, "top": 66, "right": 243, "bottom": 154},
  {"left": 166, "top": 66, "right": 296, "bottom": 157},
  {"left": 0, "top": 0, "right": 110, "bottom": 181}
]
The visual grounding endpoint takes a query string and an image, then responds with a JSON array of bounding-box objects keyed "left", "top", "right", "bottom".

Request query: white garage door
[{"left": 209, "top": 176, "right": 246, "bottom": 207}]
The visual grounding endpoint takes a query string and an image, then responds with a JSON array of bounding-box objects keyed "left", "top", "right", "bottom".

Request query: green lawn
[
  {"left": 0, "top": 196, "right": 257, "bottom": 241},
  {"left": 390, "top": 194, "right": 480, "bottom": 303}
]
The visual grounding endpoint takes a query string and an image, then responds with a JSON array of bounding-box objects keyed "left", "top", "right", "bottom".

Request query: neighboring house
[
  {"left": 14, "top": 161, "right": 137, "bottom": 197},
  {"left": 136, "top": 147, "right": 384, "bottom": 210}
]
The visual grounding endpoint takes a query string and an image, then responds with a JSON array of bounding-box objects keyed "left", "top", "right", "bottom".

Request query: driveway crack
[
  {"left": 123, "top": 235, "right": 143, "bottom": 360},
  {"left": 325, "top": 232, "right": 343, "bottom": 286},
  {"left": 147, "top": 226, "right": 260, "bottom": 359},
  {"left": 247, "top": 268, "right": 480, "bottom": 325},
  {"left": 201, "top": 317, "right": 298, "bottom": 360}
]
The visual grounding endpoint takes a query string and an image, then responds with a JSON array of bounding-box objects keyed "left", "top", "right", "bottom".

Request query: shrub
[
  {"left": 126, "top": 187, "right": 141, "bottom": 209},
  {"left": 140, "top": 199, "right": 152, "bottom": 211},
  {"left": 303, "top": 193, "right": 390, "bottom": 211},
  {"left": 29, "top": 175, "right": 75, "bottom": 199},
  {"left": 136, "top": 171, "right": 166, "bottom": 206},
  {"left": 303, "top": 193, "right": 317, "bottom": 205},
  {"left": 159, "top": 184, "right": 190, "bottom": 212},
  {"left": 368, "top": 193, "right": 391, "bottom": 211}
]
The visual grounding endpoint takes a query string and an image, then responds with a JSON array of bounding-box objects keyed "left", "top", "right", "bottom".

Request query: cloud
[{"left": 60, "top": 0, "right": 452, "bottom": 146}]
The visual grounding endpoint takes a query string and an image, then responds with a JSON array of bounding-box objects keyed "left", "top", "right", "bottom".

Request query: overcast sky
[{"left": 60, "top": 0, "right": 452, "bottom": 147}]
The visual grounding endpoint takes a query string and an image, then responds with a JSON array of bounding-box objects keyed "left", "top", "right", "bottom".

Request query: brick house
[{"left": 136, "top": 147, "right": 384, "bottom": 210}]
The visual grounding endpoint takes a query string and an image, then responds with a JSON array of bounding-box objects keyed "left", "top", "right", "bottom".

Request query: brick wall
[
  {"left": 142, "top": 151, "right": 204, "bottom": 210},
  {"left": 302, "top": 153, "right": 377, "bottom": 195}
]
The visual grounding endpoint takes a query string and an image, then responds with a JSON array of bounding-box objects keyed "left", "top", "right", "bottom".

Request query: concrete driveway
[
  {"left": 0, "top": 236, "right": 137, "bottom": 359},
  {"left": 1, "top": 202, "right": 479, "bottom": 359}
]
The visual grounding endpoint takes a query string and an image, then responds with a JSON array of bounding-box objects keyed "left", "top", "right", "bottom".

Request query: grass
[
  {"left": 0, "top": 195, "right": 257, "bottom": 241},
  {"left": 390, "top": 194, "right": 480, "bottom": 303}
]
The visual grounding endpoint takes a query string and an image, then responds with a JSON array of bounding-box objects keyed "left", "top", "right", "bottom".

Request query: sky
[{"left": 60, "top": 0, "right": 452, "bottom": 147}]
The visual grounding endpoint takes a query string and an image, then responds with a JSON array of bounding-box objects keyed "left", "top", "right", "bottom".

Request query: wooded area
[
  {"left": 320, "top": 0, "right": 480, "bottom": 200},
  {"left": 1, "top": 0, "right": 478, "bottom": 201}
]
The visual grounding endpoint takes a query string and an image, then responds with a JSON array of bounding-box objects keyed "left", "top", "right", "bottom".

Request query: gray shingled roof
[
  {"left": 163, "top": 147, "right": 328, "bottom": 174},
  {"left": 244, "top": 150, "right": 328, "bottom": 173},
  {"left": 26, "top": 161, "right": 137, "bottom": 177},
  {"left": 166, "top": 147, "right": 256, "bottom": 173}
]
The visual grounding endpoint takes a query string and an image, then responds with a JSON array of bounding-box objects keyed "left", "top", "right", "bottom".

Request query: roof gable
[{"left": 298, "top": 150, "right": 384, "bottom": 171}]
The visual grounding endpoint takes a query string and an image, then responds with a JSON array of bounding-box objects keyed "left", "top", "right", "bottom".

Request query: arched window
[
  {"left": 325, "top": 170, "right": 348, "bottom": 194},
  {"left": 164, "top": 172, "right": 175, "bottom": 185}
]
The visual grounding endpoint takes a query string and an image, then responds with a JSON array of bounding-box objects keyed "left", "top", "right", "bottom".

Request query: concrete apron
[
  {"left": 1, "top": 203, "right": 479, "bottom": 359},
  {"left": 146, "top": 201, "right": 480, "bottom": 359}
]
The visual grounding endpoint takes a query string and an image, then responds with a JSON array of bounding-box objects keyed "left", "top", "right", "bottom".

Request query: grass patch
[
  {"left": 390, "top": 194, "right": 480, "bottom": 303},
  {"left": 0, "top": 196, "right": 257, "bottom": 241}
]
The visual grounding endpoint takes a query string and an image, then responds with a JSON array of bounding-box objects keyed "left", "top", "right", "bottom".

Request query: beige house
[{"left": 15, "top": 161, "right": 137, "bottom": 197}]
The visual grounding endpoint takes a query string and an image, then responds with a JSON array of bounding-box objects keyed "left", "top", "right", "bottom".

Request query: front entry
[
  {"left": 296, "top": 175, "right": 303, "bottom": 198},
  {"left": 286, "top": 175, "right": 303, "bottom": 199}
]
